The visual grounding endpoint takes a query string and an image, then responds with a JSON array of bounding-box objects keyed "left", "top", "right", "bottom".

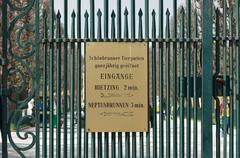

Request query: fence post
[
  {"left": 202, "top": 0, "right": 213, "bottom": 158},
  {"left": 1, "top": 0, "right": 8, "bottom": 157}
]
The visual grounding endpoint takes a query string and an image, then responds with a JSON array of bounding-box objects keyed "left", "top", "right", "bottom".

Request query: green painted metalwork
[
  {"left": 151, "top": 9, "right": 157, "bottom": 158},
  {"left": 131, "top": 0, "right": 137, "bottom": 158},
  {"left": 104, "top": 0, "right": 109, "bottom": 39},
  {"left": 124, "top": 8, "right": 129, "bottom": 40},
  {"left": 117, "top": 4, "right": 123, "bottom": 157},
  {"left": 138, "top": 9, "right": 143, "bottom": 40},
  {"left": 97, "top": 9, "right": 103, "bottom": 40},
  {"left": 110, "top": 12, "right": 116, "bottom": 158},
  {"left": 186, "top": 1, "right": 192, "bottom": 157},
  {"left": 131, "top": 0, "right": 135, "bottom": 40},
  {"left": 202, "top": 0, "right": 213, "bottom": 158},
  {"left": 49, "top": 0, "right": 55, "bottom": 157},
  {"left": 77, "top": 1, "right": 82, "bottom": 158},
  {"left": 172, "top": 1, "right": 178, "bottom": 157},
  {"left": 1, "top": 0, "right": 40, "bottom": 157},
  {"left": 131, "top": 2, "right": 136, "bottom": 157},
  {"left": 223, "top": 2, "right": 227, "bottom": 158},
  {"left": 158, "top": 1, "right": 164, "bottom": 157},
  {"left": 138, "top": 9, "right": 144, "bottom": 158},
  {"left": 34, "top": 1, "right": 40, "bottom": 157},
  {"left": 42, "top": 11, "right": 48, "bottom": 158},
  {"left": 2, "top": 0, "right": 240, "bottom": 157},
  {"left": 236, "top": 0, "right": 240, "bottom": 157},
  {"left": 70, "top": 10, "right": 76, "bottom": 158},
  {"left": 215, "top": 8, "right": 220, "bottom": 158},
  {"left": 97, "top": 9, "right": 103, "bottom": 158},
  {"left": 84, "top": 11, "right": 89, "bottom": 158},
  {"left": 1, "top": 0, "right": 8, "bottom": 155},
  {"left": 180, "top": 7, "right": 185, "bottom": 158},
  {"left": 117, "top": 0, "right": 121, "bottom": 40},
  {"left": 165, "top": 9, "right": 171, "bottom": 158},
  {"left": 145, "top": 2, "right": 150, "bottom": 158},
  {"left": 229, "top": 10, "right": 234, "bottom": 158},
  {"left": 56, "top": 11, "right": 62, "bottom": 158},
  {"left": 63, "top": 0, "right": 69, "bottom": 157},
  {"left": 90, "top": 0, "right": 95, "bottom": 40},
  {"left": 145, "top": 0, "right": 149, "bottom": 39},
  {"left": 193, "top": 9, "right": 198, "bottom": 158}
]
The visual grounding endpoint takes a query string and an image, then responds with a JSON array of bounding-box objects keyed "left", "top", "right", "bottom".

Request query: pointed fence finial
[
  {"left": 166, "top": 8, "right": 170, "bottom": 16},
  {"left": 152, "top": 9, "right": 156, "bottom": 16},
  {"left": 111, "top": 10, "right": 116, "bottom": 18},
  {"left": 138, "top": 8, "right": 143, "bottom": 17},
  {"left": 180, "top": 6, "right": 185, "bottom": 15},
  {"left": 97, "top": 9, "right": 102, "bottom": 17},
  {"left": 57, "top": 10, "right": 61, "bottom": 19},
  {"left": 42, "top": 10, "right": 48, "bottom": 18},
  {"left": 72, "top": 10, "right": 76, "bottom": 18},
  {"left": 124, "top": 7, "right": 129, "bottom": 16},
  {"left": 84, "top": 10, "right": 89, "bottom": 18}
]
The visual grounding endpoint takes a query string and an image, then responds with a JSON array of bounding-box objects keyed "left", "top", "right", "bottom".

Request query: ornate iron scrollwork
[{"left": 6, "top": 0, "right": 38, "bottom": 157}]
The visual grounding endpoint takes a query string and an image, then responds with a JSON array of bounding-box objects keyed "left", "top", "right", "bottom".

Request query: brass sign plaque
[{"left": 86, "top": 42, "right": 148, "bottom": 132}]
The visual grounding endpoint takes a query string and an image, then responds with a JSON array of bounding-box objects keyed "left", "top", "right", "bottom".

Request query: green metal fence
[{"left": 1, "top": 0, "right": 240, "bottom": 158}]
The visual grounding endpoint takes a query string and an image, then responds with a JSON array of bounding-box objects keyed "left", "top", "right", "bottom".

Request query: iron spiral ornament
[{"left": 6, "top": 0, "right": 38, "bottom": 157}]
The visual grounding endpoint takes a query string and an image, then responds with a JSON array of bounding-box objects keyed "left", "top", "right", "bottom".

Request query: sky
[{"left": 55, "top": 0, "right": 185, "bottom": 37}]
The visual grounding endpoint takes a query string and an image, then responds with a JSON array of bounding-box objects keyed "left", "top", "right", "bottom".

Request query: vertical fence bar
[
  {"left": 56, "top": 11, "right": 62, "bottom": 158},
  {"left": 193, "top": 9, "right": 198, "bottom": 158},
  {"left": 145, "top": 0, "right": 150, "bottom": 157},
  {"left": 131, "top": 0, "right": 135, "bottom": 39},
  {"left": 117, "top": 0, "right": 121, "bottom": 39},
  {"left": 117, "top": 3, "right": 123, "bottom": 157},
  {"left": 172, "top": 1, "right": 178, "bottom": 157},
  {"left": 42, "top": 11, "right": 48, "bottom": 158},
  {"left": 223, "top": 1, "right": 227, "bottom": 157},
  {"left": 145, "top": 0, "right": 149, "bottom": 39},
  {"left": 236, "top": 0, "right": 240, "bottom": 157},
  {"left": 165, "top": 9, "right": 171, "bottom": 158},
  {"left": 91, "top": 115, "right": 96, "bottom": 156},
  {"left": 70, "top": 11, "right": 76, "bottom": 158},
  {"left": 111, "top": 10, "right": 116, "bottom": 158},
  {"left": 124, "top": 8, "right": 129, "bottom": 40},
  {"left": 151, "top": 9, "right": 157, "bottom": 158},
  {"left": 84, "top": 11, "right": 89, "bottom": 158},
  {"left": 124, "top": 7, "right": 130, "bottom": 158},
  {"left": 97, "top": 9, "right": 103, "bottom": 158},
  {"left": 104, "top": 133, "right": 109, "bottom": 158},
  {"left": 90, "top": 2, "right": 96, "bottom": 157},
  {"left": 158, "top": 0, "right": 164, "bottom": 157},
  {"left": 117, "top": 2, "right": 122, "bottom": 157},
  {"left": 1, "top": 0, "right": 8, "bottom": 157},
  {"left": 229, "top": 10, "right": 234, "bottom": 158},
  {"left": 202, "top": 0, "right": 213, "bottom": 157},
  {"left": 90, "top": 0, "right": 95, "bottom": 40},
  {"left": 138, "top": 8, "right": 144, "bottom": 158},
  {"left": 215, "top": 5, "right": 222, "bottom": 155},
  {"left": 63, "top": 0, "right": 68, "bottom": 157},
  {"left": 35, "top": 0, "right": 40, "bottom": 156},
  {"left": 131, "top": 0, "right": 136, "bottom": 157},
  {"left": 104, "top": 0, "right": 109, "bottom": 39},
  {"left": 77, "top": 1, "right": 82, "bottom": 158},
  {"left": 104, "top": 2, "right": 110, "bottom": 157},
  {"left": 215, "top": 8, "right": 220, "bottom": 158},
  {"left": 49, "top": 0, "right": 55, "bottom": 157},
  {"left": 180, "top": 7, "right": 185, "bottom": 158},
  {"left": 186, "top": 1, "right": 192, "bottom": 157}
]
